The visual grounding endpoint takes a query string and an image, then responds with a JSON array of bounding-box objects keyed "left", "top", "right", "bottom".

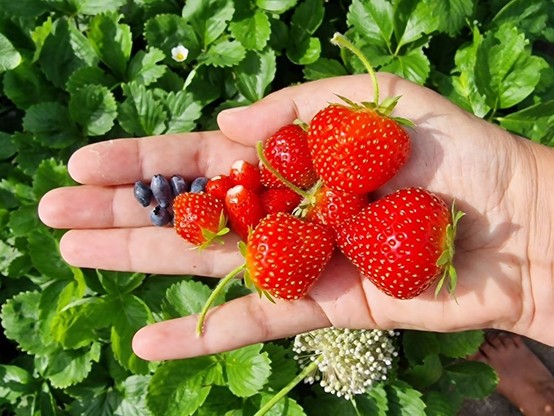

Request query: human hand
[{"left": 38, "top": 73, "right": 554, "bottom": 360}]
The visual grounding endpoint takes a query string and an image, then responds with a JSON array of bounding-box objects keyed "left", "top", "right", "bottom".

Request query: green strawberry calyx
[
  {"left": 434, "top": 202, "right": 465, "bottom": 298},
  {"left": 197, "top": 211, "right": 230, "bottom": 250},
  {"left": 330, "top": 33, "right": 415, "bottom": 128}
]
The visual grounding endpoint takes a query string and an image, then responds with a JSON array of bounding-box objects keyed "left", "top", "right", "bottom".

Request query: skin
[{"left": 38, "top": 73, "right": 554, "bottom": 361}]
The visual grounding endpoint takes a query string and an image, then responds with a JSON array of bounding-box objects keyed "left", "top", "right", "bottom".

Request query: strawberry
[
  {"left": 206, "top": 174, "right": 235, "bottom": 200},
  {"left": 335, "top": 187, "right": 463, "bottom": 299},
  {"left": 244, "top": 212, "right": 335, "bottom": 300},
  {"left": 224, "top": 185, "right": 266, "bottom": 241},
  {"left": 260, "top": 124, "right": 318, "bottom": 190},
  {"left": 307, "top": 103, "right": 410, "bottom": 195},
  {"left": 173, "top": 192, "right": 229, "bottom": 248},
  {"left": 230, "top": 160, "right": 263, "bottom": 192},
  {"left": 260, "top": 187, "right": 302, "bottom": 215}
]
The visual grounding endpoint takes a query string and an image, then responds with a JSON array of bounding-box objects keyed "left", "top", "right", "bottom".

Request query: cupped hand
[{"left": 38, "top": 73, "right": 552, "bottom": 360}]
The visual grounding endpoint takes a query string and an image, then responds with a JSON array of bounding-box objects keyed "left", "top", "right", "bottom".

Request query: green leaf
[
  {"left": 256, "top": 0, "right": 297, "bottom": 14},
  {"left": 182, "top": 0, "right": 235, "bottom": 47},
  {"left": 234, "top": 48, "right": 276, "bottom": 103},
  {"left": 97, "top": 270, "right": 146, "bottom": 295},
  {"left": 109, "top": 294, "right": 155, "bottom": 374},
  {"left": 199, "top": 39, "right": 247, "bottom": 67},
  {"left": 144, "top": 14, "right": 201, "bottom": 61},
  {"left": 33, "top": 158, "right": 73, "bottom": 198},
  {"left": 22, "top": 102, "right": 81, "bottom": 149},
  {"left": 222, "top": 344, "right": 271, "bottom": 397},
  {"left": 497, "top": 100, "right": 554, "bottom": 144},
  {"left": 119, "top": 82, "right": 167, "bottom": 136},
  {"left": 253, "top": 391, "right": 306, "bottom": 415},
  {"left": 403, "top": 353, "right": 443, "bottom": 389},
  {"left": 9, "top": 205, "right": 40, "bottom": 237},
  {"left": 147, "top": 357, "right": 221, "bottom": 416},
  {"left": 440, "top": 361, "right": 498, "bottom": 399},
  {"left": 0, "top": 239, "right": 24, "bottom": 277},
  {"left": 303, "top": 58, "right": 348, "bottom": 81},
  {"left": 162, "top": 279, "right": 214, "bottom": 318},
  {"left": 394, "top": 0, "right": 439, "bottom": 49},
  {"left": 28, "top": 228, "right": 74, "bottom": 280},
  {"left": 127, "top": 47, "right": 167, "bottom": 86},
  {"left": 402, "top": 330, "right": 440, "bottom": 364},
  {"left": 347, "top": 0, "right": 394, "bottom": 49},
  {"left": 75, "top": 0, "right": 127, "bottom": 14},
  {"left": 380, "top": 46, "right": 430, "bottom": 84},
  {"left": 365, "top": 384, "right": 389, "bottom": 416},
  {"left": 475, "top": 24, "right": 549, "bottom": 109},
  {"left": 88, "top": 12, "right": 133, "bottom": 79},
  {"left": 434, "top": 0, "right": 474, "bottom": 36},
  {"left": 0, "top": 133, "right": 16, "bottom": 160},
  {"left": 0, "top": 365, "right": 35, "bottom": 405},
  {"left": 286, "top": 36, "right": 321, "bottom": 65},
  {"left": 1, "top": 291, "right": 48, "bottom": 354},
  {"left": 35, "top": 342, "right": 102, "bottom": 389},
  {"left": 0, "top": 0, "right": 48, "bottom": 16},
  {"left": 39, "top": 18, "right": 98, "bottom": 88},
  {"left": 263, "top": 343, "right": 298, "bottom": 391},
  {"left": 423, "top": 391, "right": 458, "bottom": 416},
  {"left": 164, "top": 90, "right": 204, "bottom": 133},
  {"left": 385, "top": 380, "right": 426, "bottom": 416},
  {"left": 0, "top": 32, "right": 22, "bottom": 73},
  {"left": 196, "top": 386, "right": 242, "bottom": 416},
  {"left": 436, "top": 330, "right": 484, "bottom": 358},
  {"left": 69, "top": 85, "right": 118, "bottom": 136},
  {"left": 66, "top": 66, "right": 118, "bottom": 94},
  {"left": 230, "top": 5, "right": 271, "bottom": 50},
  {"left": 291, "top": 0, "right": 324, "bottom": 36},
  {"left": 491, "top": 0, "right": 553, "bottom": 42}
]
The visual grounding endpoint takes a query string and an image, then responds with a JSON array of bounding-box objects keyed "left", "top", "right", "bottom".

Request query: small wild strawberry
[
  {"left": 224, "top": 185, "right": 265, "bottom": 241},
  {"left": 173, "top": 192, "right": 229, "bottom": 248},
  {"left": 230, "top": 160, "right": 263, "bottom": 192},
  {"left": 336, "top": 187, "right": 463, "bottom": 299},
  {"left": 206, "top": 174, "right": 235, "bottom": 200}
]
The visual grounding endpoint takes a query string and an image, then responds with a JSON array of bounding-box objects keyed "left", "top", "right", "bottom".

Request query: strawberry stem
[
  {"left": 253, "top": 355, "right": 323, "bottom": 416},
  {"left": 196, "top": 262, "right": 246, "bottom": 336},
  {"left": 256, "top": 141, "right": 310, "bottom": 199},
  {"left": 331, "top": 33, "right": 380, "bottom": 106}
]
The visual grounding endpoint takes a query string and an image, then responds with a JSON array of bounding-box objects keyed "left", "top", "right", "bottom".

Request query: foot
[{"left": 471, "top": 333, "right": 554, "bottom": 415}]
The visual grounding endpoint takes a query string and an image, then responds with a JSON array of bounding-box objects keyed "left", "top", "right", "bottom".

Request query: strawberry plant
[{"left": 0, "top": 1, "right": 552, "bottom": 416}]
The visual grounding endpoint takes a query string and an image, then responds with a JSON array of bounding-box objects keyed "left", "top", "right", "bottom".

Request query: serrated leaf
[
  {"left": 381, "top": 45, "right": 430, "bottom": 85},
  {"left": 97, "top": 270, "right": 146, "bottom": 295},
  {"left": 162, "top": 279, "right": 219, "bottom": 318},
  {"left": 394, "top": 0, "right": 439, "bottom": 49},
  {"left": 164, "top": 90, "right": 204, "bottom": 133},
  {"left": 0, "top": 132, "right": 16, "bottom": 160},
  {"left": 147, "top": 357, "right": 221, "bottom": 416},
  {"left": 119, "top": 82, "right": 167, "bottom": 136},
  {"left": 0, "top": 239, "right": 24, "bottom": 276},
  {"left": 144, "top": 14, "right": 201, "bottom": 61},
  {"left": 0, "top": 0, "right": 48, "bottom": 16},
  {"left": 385, "top": 380, "right": 426, "bottom": 416},
  {"left": 35, "top": 342, "right": 102, "bottom": 389},
  {"left": 256, "top": 0, "right": 297, "bottom": 14},
  {"left": 263, "top": 343, "right": 299, "bottom": 390},
  {"left": 423, "top": 391, "right": 458, "bottom": 416},
  {"left": 88, "top": 12, "right": 132, "bottom": 79},
  {"left": 365, "top": 384, "right": 389, "bottom": 416},
  {"left": 0, "top": 365, "right": 35, "bottom": 404},
  {"left": 303, "top": 58, "right": 348, "bottom": 81},
  {"left": 198, "top": 39, "right": 247, "bottom": 67},
  {"left": 23, "top": 102, "right": 81, "bottom": 149},
  {"left": 0, "top": 32, "right": 21, "bottom": 73},
  {"left": 291, "top": 0, "right": 324, "bottom": 36},
  {"left": 3, "top": 62, "right": 59, "bottom": 110},
  {"left": 234, "top": 48, "right": 276, "bottom": 103},
  {"left": 434, "top": 0, "right": 474, "bottom": 36},
  {"left": 109, "top": 294, "right": 155, "bottom": 374},
  {"left": 475, "top": 24, "right": 548, "bottom": 109},
  {"left": 28, "top": 228, "right": 74, "bottom": 280},
  {"left": 75, "top": 0, "right": 127, "bottom": 14},
  {"left": 287, "top": 36, "right": 321, "bottom": 65},
  {"left": 69, "top": 85, "right": 117, "bottom": 136},
  {"left": 66, "top": 66, "right": 118, "bottom": 94},
  {"left": 402, "top": 331, "right": 440, "bottom": 364},
  {"left": 436, "top": 330, "right": 484, "bottom": 358},
  {"left": 497, "top": 100, "right": 554, "bottom": 144},
  {"left": 127, "top": 47, "right": 166, "bottom": 86},
  {"left": 33, "top": 158, "right": 73, "bottom": 198},
  {"left": 403, "top": 353, "right": 443, "bottom": 389},
  {"left": 182, "top": 0, "right": 235, "bottom": 47},
  {"left": 347, "top": 0, "right": 394, "bottom": 48},
  {"left": 253, "top": 391, "right": 306, "bottom": 415},
  {"left": 222, "top": 344, "right": 271, "bottom": 397},
  {"left": 196, "top": 386, "right": 242, "bottom": 416},
  {"left": 491, "top": 0, "right": 552, "bottom": 42},
  {"left": 441, "top": 361, "right": 498, "bottom": 399},
  {"left": 230, "top": 6, "right": 271, "bottom": 51}
]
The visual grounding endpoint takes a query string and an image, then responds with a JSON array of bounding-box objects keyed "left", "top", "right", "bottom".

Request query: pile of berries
[{"left": 132, "top": 33, "right": 464, "bottom": 337}]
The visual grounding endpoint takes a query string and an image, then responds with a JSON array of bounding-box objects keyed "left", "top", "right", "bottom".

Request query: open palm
[{"left": 39, "top": 73, "right": 553, "bottom": 360}]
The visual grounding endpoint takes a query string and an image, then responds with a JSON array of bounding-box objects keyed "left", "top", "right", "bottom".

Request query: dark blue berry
[
  {"left": 190, "top": 176, "right": 209, "bottom": 193},
  {"left": 151, "top": 174, "right": 173, "bottom": 208},
  {"left": 170, "top": 175, "right": 189, "bottom": 196},
  {"left": 134, "top": 181, "right": 152, "bottom": 207},
  {"left": 150, "top": 205, "right": 172, "bottom": 227}
]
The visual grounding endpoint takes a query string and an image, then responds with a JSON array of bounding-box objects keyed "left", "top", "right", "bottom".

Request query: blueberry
[
  {"left": 190, "top": 176, "right": 209, "bottom": 193},
  {"left": 134, "top": 181, "right": 152, "bottom": 207},
  {"left": 151, "top": 174, "right": 173, "bottom": 208},
  {"left": 150, "top": 205, "right": 173, "bottom": 227},
  {"left": 170, "top": 175, "right": 189, "bottom": 196}
]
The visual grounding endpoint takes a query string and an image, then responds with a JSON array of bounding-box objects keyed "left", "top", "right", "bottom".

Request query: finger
[
  {"left": 39, "top": 185, "right": 153, "bottom": 229},
  {"left": 132, "top": 293, "right": 330, "bottom": 361},
  {"left": 59, "top": 227, "right": 244, "bottom": 275},
  {"left": 68, "top": 131, "right": 257, "bottom": 186},
  {"left": 217, "top": 73, "right": 454, "bottom": 146}
]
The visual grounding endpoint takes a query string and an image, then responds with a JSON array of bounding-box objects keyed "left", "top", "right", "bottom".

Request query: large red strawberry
[
  {"left": 230, "top": 160, "right": 263, "bottom": 192},
  {"left": 307, "top": 102, "right": 410, "bottom": 195},
  {"left": 173, "top": 192, "right": 229, "bottom": 248},
  {"left": 260, "top": 124, "right": 318, "bottom": 190},
  {"left": 244, "top": 212, "right": 335, "bottom": 300},
  {"left": 224, "top": 185, "right": 265, "bottom": 241},
  {"left": 336, "top": 187, "right": 462, "bottom": 299},
  {"left": 260, "top": 187, "right": 302, "bottom": 215}
]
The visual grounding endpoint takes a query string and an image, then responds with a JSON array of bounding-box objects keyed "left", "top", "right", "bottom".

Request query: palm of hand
[{"left": 39, "top": 74, "right": 536, "bottom": 360}]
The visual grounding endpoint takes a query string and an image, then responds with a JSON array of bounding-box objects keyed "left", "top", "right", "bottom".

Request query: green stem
[
  {"left": 256, "top": 142, "right": 310, "bottom": 199},
  {"left": 196, "top": 263, "right": 246, "bottom": 336},
  {"left": 331, "top": 33, "right": 380, "bottom": 105},
  {"left": 254, "top": 355, "right": 323, "bottom": 416}
]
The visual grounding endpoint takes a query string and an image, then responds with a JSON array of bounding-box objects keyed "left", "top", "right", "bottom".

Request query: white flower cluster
[{"left": 293, "top": 327, "right": 398, "bottom": 400}]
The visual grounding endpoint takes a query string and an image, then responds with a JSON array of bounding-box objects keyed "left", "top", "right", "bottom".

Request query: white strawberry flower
[
  {"left": 171, "top": 44, "right": 189, "bottom": 62},
  {"left": 293, "top": 327, "right": 398, "bottom": 400}
]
